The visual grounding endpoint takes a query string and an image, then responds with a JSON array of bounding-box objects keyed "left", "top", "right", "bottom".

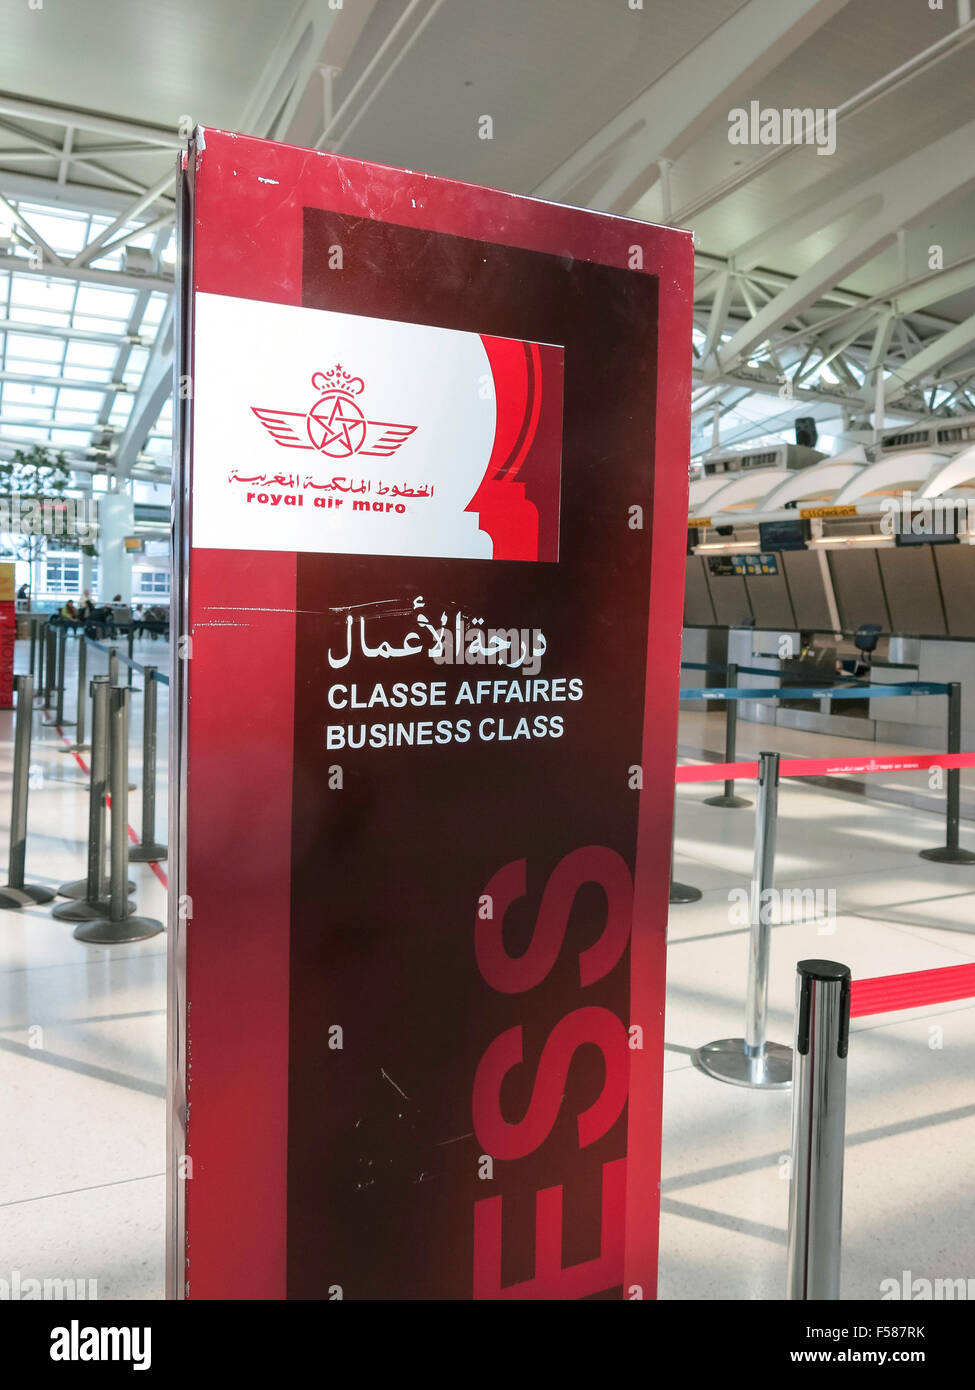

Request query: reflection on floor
[
  {"left": 663, "top": 712, "right": 975, "bottom": 1299},
  {"left": 0, "top": 638, "right": 167, "bottom": 1301},
  {"left": 0, "top": 644, "right": 972, "bottom": 1300}
]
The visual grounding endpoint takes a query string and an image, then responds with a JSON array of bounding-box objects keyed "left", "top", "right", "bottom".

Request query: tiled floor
[
  {"left": 0, "top": 637, "right": 167, "bottom": 1301},
  {"left": 663, "top": 715, "right": 975, "bottom": 1300},
  {"left": 0, "top": 641, "right": 972, "bottom": 1300}
]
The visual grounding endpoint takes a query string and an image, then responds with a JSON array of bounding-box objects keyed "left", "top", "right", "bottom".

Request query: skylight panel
[
  {"left": 15, "top": 208, "right": 88, "bottom": 258},
  {"left": 1, "top": 403, "right": 54, "bottom": 423},
  {"left": 72, "top": 285, "right": 137, "bottom": 321},
  {"left": 2, "top": 382, "right": 56, "bottom": 406},
  {"left": 55, "top": 388, "right": 106, "bottom": 411},
  {"left": 61, "top": 365, "right": 116, "bottom": 384},
  {"left": 5, "top": 333, "right": 64, "bottom": 363},
  {"left": 64, "top": 340, "right": 118, "bottom": 370},
  {"left": 7, "top": 307, "right": 72, "bottom": 328},
  {"left": 9, "top": 276, "right": 76, "bottom": 311},
  {"left": 49, "top": 429, "right": 94, "bottom": 448}
]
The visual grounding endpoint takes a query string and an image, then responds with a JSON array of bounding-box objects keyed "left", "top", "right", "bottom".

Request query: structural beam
[
  {"left": 0, "top": 92, "right": 177, "bottom": 147},
  {"left": 532, "top": 0, "right": 852, "bottom": 210},
  {"left": 71, "top": 171, "right": 176, "bottom": 267},
  {"left": 886, "top": 312, "right": 975, "bottom": 402},
  {"left": 111, "top": 299, "right": 174, "bottom": 478},
  {"left": 0, "top": 369, "right": 131, "bottom": 393},
  {"left": 710, "top": 118, "right": 975, "bottom": 377},
  {"left": 0, "top": 252, "right": 173, "bottom": 294}
]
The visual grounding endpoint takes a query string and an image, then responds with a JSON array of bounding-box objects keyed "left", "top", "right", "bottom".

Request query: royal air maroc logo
[{"left": 251, "top": 365, "right": 418, "bottom": 459}]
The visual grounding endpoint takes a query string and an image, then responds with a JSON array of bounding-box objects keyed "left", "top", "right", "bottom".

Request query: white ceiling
[
  {"left": 1, "top": 0, "right": 975, "bottom": 472},
  {"left": 0, "top": 0, "right": 299, "bottom": 130}
]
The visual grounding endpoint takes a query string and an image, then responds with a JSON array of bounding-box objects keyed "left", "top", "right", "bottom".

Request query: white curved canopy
[
  {"left": 759, "top": 460, "right": 865, "bottom": 511},
  {"left": 693, "top": 468, "right": 792, "bottom": 516},
  {"left": 832, "top": 452, "right": 950, "bottom": 505},
  {"left": 828, "top": 446, "right": 869, "bottom": 464},
  {"left": 689, "top": 475, "right": 738, "bottom": 508},
  {"left": 921, "top": 444, "right": 975, "bottom": 498}
]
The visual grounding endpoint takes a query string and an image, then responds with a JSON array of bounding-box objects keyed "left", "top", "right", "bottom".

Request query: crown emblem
[
  {"left": 311, "top": 364, "right": 364, "bottom": 398},
  {"left": 251, "top": 363, "right": 417, "bottom": 458}
]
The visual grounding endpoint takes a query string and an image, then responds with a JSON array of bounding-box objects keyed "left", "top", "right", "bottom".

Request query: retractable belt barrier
[
  {"left": 83, "top": 634, "right": 169, "bottom": 682},
  {"left": 850, "top": 961, "right": 975, "bottom": 1016},
  {"left": 0, "top": 628, "right": 171, "bottom": 934},
  {"left": 0, "top": 674, "right": 56, "bottom": 909},
  {"left": 676, "top": 749, "right": 975, "bottom": 783},
  {"left": 674, "top": 678, "right": 974, "bottom": 871},
  {"left": 784, "top": 957, "right": 975, "bottom": 1300},
  {"left": 787, "top": 960, "right": 850, "bottom": 1300},
  {"left": 680, "top": 659, "right": 834, "bottom": 679},
  {"left": 679, "top": 680, "right": 948, "bottom": 700},
  {"left": 51, "top": 636, "right": 170, "bottom": 895},
  {"left": 69, "top": 683, "right": 163, "bottom": 945}
]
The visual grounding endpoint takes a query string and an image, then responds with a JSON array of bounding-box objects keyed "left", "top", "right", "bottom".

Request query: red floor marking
[
  {"left": 675, "top": 750, "right": 975, "bottom": 784},
  {"left": 675, "top": 760, "right": 756, "bottom": 783},
  {"left": 55, "top": 725, "right": 168, "bottom": 890},
  {"left": 851, "top": 962, "right": 975, "bottom": 1017}
]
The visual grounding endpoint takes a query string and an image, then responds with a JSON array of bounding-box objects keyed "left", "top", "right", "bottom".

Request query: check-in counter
[
  {"left": 682, "top": 625, "right": 975, "bottom": 750},
  {"left": 678, "top": 623, "right": 727, "bottom": 711},
  {"left": 682, "top": 535, "right": 975, "bottom": 750},
  {"left": 867, "top": 663, "right": 921, "bottom": 728}
]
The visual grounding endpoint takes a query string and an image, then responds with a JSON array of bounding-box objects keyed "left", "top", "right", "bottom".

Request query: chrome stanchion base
[
  {"left": 58, "top": 743, "right": 91, "bottom": 754},
  {"left": 703, "top": 792, "right": 753, "bottom": 809},
  {"left": 919, "top": 845, "right": 975, "bottom": 864},
  {"left": 52, "top": 896, "right": 136, "bottom": 922},
  {"left": 670, "top": 880, "right": 703, "bottom": 904},
  {"left": 695, "top": 1038, "right": 793, "bottom": 1089},
  {"left": 73, "top": 915, "right": 164, "bottom": 944},
  {"left": 128, "top": 842, "right": 168, "bottom": 863},
  {"left": 0, "top": 883, "right": 57, "bottom": 908},
  {"left": 58, "top": 876, "right": 134, "bottom": 899}
]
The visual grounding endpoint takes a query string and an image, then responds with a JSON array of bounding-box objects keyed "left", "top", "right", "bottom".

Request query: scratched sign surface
[{"left": 170, "top": 127, "right": 693, "bottom": 1301}]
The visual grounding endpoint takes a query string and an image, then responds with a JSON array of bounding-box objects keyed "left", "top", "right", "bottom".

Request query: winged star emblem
[{"left": 251, "top": 365, "right": 418, "bottom": 459}]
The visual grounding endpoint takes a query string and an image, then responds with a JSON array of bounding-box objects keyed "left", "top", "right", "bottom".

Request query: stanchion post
[
  {"left": 0, "top": 674, "right": 56, "bottom": 907},
  {"left": 34, "top": 619, "right": 44, "bottom": 694},
  {"left": 695, "top": 750, "right": 793, "bottom": 1088},
  {"left": 28, "top": 617, "right": 37, "bottom": 677},
  {"left": 704, "top": 663, "right": 753, "bottom": 809},
  {"left": 670, "top": 877, "right": 702, "bottom": 904},
  {"left": 39, "top": 625, "right": 52, "bottom": 705},
  {"left": 787, "top": 959, "right": 851, "bottom": 1300},
  {"left": 73, "top": 684, "right": 163, "bottom": 943},
  {"left": 126, "top": 627, "right": 134, "bottom": 687},
  {"left": 920, "top": 681, "right": 975, "bottom": 864},
  {"left": 129, "top": 668, "right": 167, "bottom": 862},
  {"left": 669, "top": 790, "right": 701, "bottom": 904},
  {"left": 54, "top": 624, "right": 73, "bottom": 726},
  {"left": 60, "top": 636, "right": 89, "bottom": 753},
  {"left": 44, "top": 626, "right": 56, "bottom": 709},
  {"left": 108, "top": 646, "right": 119, "bottom": 690},
  {"left": 52, "top": 676, "right": 134, "bottom": 920}
]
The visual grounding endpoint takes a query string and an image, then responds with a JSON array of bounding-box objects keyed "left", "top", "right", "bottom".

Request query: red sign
[
  {"left": 0, "top": 563, "right": 14, "bottom": 709},
  {"left": 170, "top": 127, "right": 692, "bottom": 1300}
]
